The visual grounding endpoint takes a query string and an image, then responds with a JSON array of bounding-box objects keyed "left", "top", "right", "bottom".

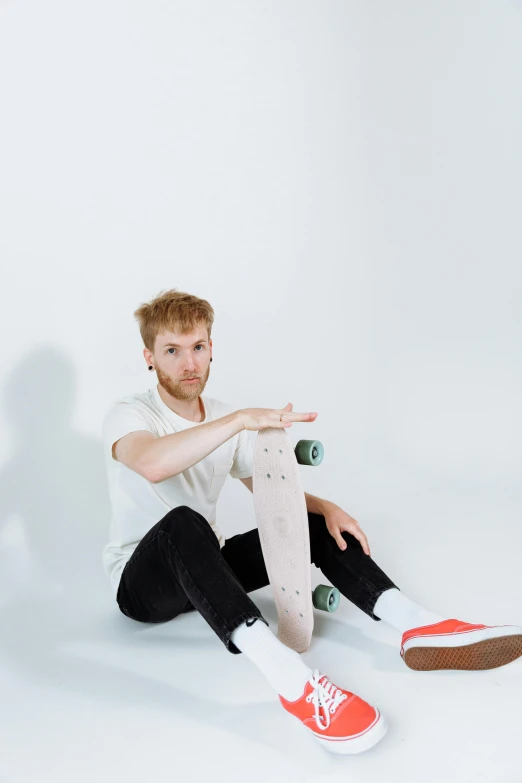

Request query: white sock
[
  {"left": 373, "top": 588, "right": 446, "bottom": 635},
  {"left": 231, "top": 618, "right": 313, "bottom": 701}
]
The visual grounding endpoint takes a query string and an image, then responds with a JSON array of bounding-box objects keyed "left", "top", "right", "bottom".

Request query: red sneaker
[
  {"left": 401, "top": 619, "right": 522, "bottom": 671},
  {"left": 279, "top": 669, "right": 387, "bottom": 754}
]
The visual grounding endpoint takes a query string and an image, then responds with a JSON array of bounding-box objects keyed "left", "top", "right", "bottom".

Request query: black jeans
[{"left": 116, "top": 505, "right": 399, "bottom": 654}]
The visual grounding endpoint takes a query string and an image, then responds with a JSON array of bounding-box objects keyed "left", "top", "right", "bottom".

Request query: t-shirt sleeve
[
  {"left": 229, "top": 428, "right": 256, "bottom": 479},
  {"left": 102, "top": 402, "right": 156, "bottom": 461}
]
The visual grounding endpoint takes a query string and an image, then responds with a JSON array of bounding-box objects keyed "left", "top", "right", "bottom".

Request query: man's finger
[
  {"left": 340, "top": 523, "right": 368, "bottom": 555},
  {"left": 283, "top": 411, "right": 318, "bottom": 422},
  {"left": 355, "top": 530, "right": 370, "bottom": 556},
  {"left": 336, "top": 531, "right": 347, "bottom": 551}
]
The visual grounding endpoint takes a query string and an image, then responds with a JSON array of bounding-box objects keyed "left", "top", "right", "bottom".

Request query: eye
[{"left": 167, "top": 345, "right": 204, "bottom": 355}]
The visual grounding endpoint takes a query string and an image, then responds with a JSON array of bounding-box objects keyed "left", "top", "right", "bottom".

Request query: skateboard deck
[{"left": 252, "top": 427, "right": 314, "bottom": 653}]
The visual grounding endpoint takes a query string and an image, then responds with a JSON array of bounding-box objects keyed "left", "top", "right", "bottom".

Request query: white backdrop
[{"left": 1, "top": 2, "right": 521, "bottom": 782}]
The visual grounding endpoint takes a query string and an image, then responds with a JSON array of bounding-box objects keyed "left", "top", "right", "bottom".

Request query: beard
[{"left": 155, "top": 362, "right": 211, "bottom": 401}]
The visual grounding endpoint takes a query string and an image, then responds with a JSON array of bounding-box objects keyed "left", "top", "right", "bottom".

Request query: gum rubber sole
[{"left": 403, "top": 634, "right": 522, "bottom": 671}]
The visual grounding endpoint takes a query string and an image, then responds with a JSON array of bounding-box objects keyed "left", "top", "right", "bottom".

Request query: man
[{"left": 102, "top": 288, "right": 522, "bottom": 755}]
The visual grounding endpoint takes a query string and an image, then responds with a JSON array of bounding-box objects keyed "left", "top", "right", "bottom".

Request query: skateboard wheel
[
  {"left": 295, "top": 440, "right": 324, "bottom": 466},
  {"left": 312, "top": 584, "right": 340, "bottom": 612}
]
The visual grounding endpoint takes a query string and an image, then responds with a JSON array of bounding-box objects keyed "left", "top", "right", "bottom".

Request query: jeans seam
[
  {"left": 162, "top": 531, "right": 240, "bottom": 639},
  {"left": 120, "top": 530, "right": 164, "bottom": 579},
  {"left": 323, "top": 537, "right": 392, "bottom": 619},
  {"left": 323, "top": 534, "right": 383, "bottom": 597},
  {"left": 180, "top": 506, "right": 221, "bottom": 550},
  {"left": 123, "top": 508, "right": 219, "bottom": 580},
  {"left": 322, "top": 533, "right": 398, "bottom": 618}
]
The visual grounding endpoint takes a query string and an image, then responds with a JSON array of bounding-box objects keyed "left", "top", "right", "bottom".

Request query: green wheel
[
  {"left": 295, "top": 439, "right": 324, "bottom": 466},
  {"left": 312, "top": 584, "right": 340, "bottom": 612}
]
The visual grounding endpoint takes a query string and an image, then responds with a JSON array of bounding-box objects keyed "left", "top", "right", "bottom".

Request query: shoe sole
[
  {"left": 404, "top": 633, "right": 522, "bottom": 671},
  {"left": 312, "top": 710, "right": 388, "bottom": 755}
]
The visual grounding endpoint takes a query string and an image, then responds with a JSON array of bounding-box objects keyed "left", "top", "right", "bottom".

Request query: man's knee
[{"left": 161, "top": 505, "right": 211, "bottom": 535}]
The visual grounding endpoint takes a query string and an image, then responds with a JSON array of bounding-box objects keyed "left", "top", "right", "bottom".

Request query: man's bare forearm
[
  {"left": 146, "top": 411, "right": 244, "bottom": 483},
  {"left": 304, "top": 491, "right": 335, "bottom": 516}
]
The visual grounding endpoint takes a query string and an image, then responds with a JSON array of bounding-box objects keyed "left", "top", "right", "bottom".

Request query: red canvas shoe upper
[
  {"left": 279, "top": 669, "right": 379, "bottom": 739},
  {"left": 400, "top": 619, "right": 488, "bottom": 655}
]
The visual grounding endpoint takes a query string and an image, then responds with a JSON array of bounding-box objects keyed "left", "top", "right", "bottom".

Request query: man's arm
[
  {"left": 239, "top": 476, "right": 332, "bottom": 516},
  {"left": 303, "top": 491, "right": 332, "bottom": 516},
  {"left": 238, "top": 476, "right": 371, "bottom": 555},
  {"left": 125, "top": 411, "right": 244, "bottom": 484},
  {"left": 239, "top": 476, "right": 253, "bottom": 493}
]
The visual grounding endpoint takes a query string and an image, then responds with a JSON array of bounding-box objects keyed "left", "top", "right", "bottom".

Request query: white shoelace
[{"left": 305, "top": 669, "right": 348, "bottom": 730}]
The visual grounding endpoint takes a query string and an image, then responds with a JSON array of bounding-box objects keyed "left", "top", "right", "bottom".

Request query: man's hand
[
  {"left": 238, "top": 402, "right": 317, "bottom": 431},
  {"left": 323, "top": 503, "right": 371, "bottom": 557}
]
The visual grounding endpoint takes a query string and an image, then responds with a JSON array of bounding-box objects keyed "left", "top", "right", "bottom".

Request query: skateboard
[{"left": 252, "top": 428, "right": 340, "bottom": 653}]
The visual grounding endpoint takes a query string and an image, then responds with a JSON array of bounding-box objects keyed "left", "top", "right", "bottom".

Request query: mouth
[{"left": 182, "top": 378, "right": 199, "bottom": 383}]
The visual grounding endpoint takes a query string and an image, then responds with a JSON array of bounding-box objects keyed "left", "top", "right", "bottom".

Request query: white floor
[{"left": 1, "top": 482, "right": 521, "bottom": 783}]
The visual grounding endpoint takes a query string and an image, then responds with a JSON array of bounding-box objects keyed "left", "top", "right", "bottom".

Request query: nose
[{"left": 184, "top": 359, "right": 198, "bottom": 373}]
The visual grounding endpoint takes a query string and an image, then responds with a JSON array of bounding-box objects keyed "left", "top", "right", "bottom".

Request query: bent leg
[
  {"left": 116, "top": 505, "right": 268, "bottom": 653},
  {"left": 221, "top": 513, "right": 398, "bottom": 622},
  {"left": 308, "top": 512, "right": 399, "bottom": 620}
]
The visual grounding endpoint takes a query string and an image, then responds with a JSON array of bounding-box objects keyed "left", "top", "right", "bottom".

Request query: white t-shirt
[{"left": 101, "top": 384, "right": 255, "bottom": 594}]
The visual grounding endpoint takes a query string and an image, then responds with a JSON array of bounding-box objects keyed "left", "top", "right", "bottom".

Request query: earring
[
  {"left": 148, "top": 366, "right": 154, "bottom": 371},
  {"left": 210, "top": 358, "right": 213, "bottom": 362}
]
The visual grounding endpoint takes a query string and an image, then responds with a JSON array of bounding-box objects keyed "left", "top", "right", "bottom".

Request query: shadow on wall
[{"left": 0, "top": 346, "right": 109, "bottom": 601}]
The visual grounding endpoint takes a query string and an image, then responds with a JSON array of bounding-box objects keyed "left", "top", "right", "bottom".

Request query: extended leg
[{"left": 307, "top": 512, "right": 522, "bottom": 671}]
